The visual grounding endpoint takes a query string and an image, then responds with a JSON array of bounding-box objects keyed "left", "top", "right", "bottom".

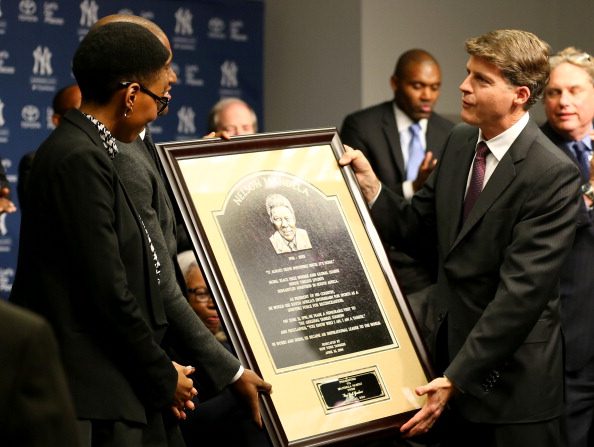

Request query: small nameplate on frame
[{"left": 315, "top": 367, "right": 387, "bottom": 413}]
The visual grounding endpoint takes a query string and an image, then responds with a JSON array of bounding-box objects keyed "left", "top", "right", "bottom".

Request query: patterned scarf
[{"left": 83, "top": 113, "right": 119, "bottom": 159}]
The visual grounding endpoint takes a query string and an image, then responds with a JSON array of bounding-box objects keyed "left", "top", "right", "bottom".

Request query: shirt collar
[
  {"left": 393, "top": 102, "right": 428, "bottom": 134},
  {"left": 477, "top": 112, "right": 530, "bottom": 162},
  {"left": 83, "top": 113, "right": 119, "bottom": 159}
]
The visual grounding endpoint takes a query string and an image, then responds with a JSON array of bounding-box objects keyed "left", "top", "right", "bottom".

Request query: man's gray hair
[
  {"left": 549, "top": 47, "right": 594, "bottom": 84},
  {"left": 265, "top": 193, "right": 294, "bottom": 218},
  {"left": 207, "top": 97, "right": 258, "bottom": 132}
]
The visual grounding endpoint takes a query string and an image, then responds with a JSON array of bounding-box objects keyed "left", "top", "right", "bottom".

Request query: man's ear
[
  {"left": 390, "top": 75, "right": 399, "bottom": 94},
  {"left": 514, "top": 85, "right": 531, "bottom": 107}
]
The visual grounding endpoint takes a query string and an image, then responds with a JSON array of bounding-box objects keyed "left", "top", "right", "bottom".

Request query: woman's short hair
[{"left": 72, "top": 21, "right": 170, "bottom": 104}]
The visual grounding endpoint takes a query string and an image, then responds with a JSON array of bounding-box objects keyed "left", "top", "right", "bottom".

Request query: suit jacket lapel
[
  {"left": 450, "top": 120, "right": 537, "bottom": 252},
  {"left": 381, "top": 103, "right": 405, "bottom": 177},
  {"left": 443, "top": 132, "right": 477, "bottom": 251},
  {"left": 118, "top": 176, "right": 168, "bottom": 328}
]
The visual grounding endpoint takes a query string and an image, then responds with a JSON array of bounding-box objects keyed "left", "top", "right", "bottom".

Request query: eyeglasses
[
  {"left": 571, "top": 52, "right": 592, "bottom": 64},
  {"left": 119, "top": 81, "right": 170, "bottom": 116},
  {"left": 187, "top": 287, "right": 212, "bottom": 303}
]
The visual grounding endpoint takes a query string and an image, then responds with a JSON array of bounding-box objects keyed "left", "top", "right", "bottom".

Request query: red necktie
[{"left": 463, "top": 141, "right": 490, "bottom": 221}]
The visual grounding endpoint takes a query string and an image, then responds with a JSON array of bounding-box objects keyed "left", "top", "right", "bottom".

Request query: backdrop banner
[{"left": 0, "top": 0, "right": 264, "bottom": 297}]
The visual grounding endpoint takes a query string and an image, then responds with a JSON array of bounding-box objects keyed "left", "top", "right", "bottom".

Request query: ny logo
[
  {"left": 0, "top": 214, "right": 7, "bottom": 236},
  {"left": 220, "top": 60, "right": 238, "bottom": 88},
  {"left": 0, "top": 99, "right": 5, "bottom": 127},
  {"left": 0, "top": 51, "right": 8, "bottom": 67},
  {"left": 79, "top": 0, "right": 98, "bottom": 27},
  {"left": 174, "top": 8, "right": 193, "bottom": 35},
  {"left": 19, "top": 0, "right": 36, "bottom": 16},
  {"left": 177, "top": 106, "right": 196, "bottom": 134},
  {"left": 32, "top": 45, "right": 52, "bottom": 76}
]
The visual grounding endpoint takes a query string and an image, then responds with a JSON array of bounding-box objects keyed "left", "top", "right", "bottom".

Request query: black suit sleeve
[
  {"left": 1, "top": 303, "right": 79, "bottom": 447},
  {"left": 340, "top": 114, "right": 371, "bottom": 156}
]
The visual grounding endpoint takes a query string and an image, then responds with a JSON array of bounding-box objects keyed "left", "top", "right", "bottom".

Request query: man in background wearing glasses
[{"left": 541, "top": 47, "right": 594, "bottom": 447}]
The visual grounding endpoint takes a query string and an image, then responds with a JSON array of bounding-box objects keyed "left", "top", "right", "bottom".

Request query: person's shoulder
[
  {"left": 429, "top": 112, "right": 456, "bottom": 130},
  {"left": 343, "top": 101, "right": 392, "bottom": 122},
  {"left": 0, "top": 300, "right": 49, "bottom": 339},
  {"left": 447, "top": 122, "right": 477, "bottom": 139},
  {"left": 538, "top": 121, "right": 564, "bottom": 146}
]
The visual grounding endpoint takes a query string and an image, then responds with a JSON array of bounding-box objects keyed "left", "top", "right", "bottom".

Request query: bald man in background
[
  {"left": 17, "top": 83, "right": 82, "bottom": 211},
  {"left": 207, "top": 97, "right": 258, "bottom": 136}
]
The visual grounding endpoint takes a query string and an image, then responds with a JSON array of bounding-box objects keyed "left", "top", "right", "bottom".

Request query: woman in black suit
[{"left": 10, "top": 22, "right": 195, "bottom": 446}]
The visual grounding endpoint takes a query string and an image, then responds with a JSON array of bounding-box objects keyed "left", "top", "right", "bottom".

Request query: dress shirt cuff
[
  {"left": 402, "top": 180, "right": 414, "bottom": 201},
  {"left": 230, "top": 365, "right": 245, "bottom": 383},
  {"left": 368, "top": 184, "right": 383, "bottom": 208}
]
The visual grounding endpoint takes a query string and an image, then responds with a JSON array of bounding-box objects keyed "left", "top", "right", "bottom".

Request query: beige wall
[{"left": 264, "top": 0, "right": 594, "bottom": 131}]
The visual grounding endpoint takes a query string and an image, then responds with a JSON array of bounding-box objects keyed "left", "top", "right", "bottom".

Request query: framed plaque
[{"left": 156, "top": 128, "right": 433, "bottom": 446}]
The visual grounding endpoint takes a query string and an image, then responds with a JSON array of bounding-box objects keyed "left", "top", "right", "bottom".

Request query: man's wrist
[
  {"left": 230, "top": 365, "right": 244, "bottom": 384},
  {"left": 367, "top": 183, "right": 382, "bottom": 208}
]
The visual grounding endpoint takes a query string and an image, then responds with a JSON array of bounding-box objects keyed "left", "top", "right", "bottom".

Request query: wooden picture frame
[{"left": 156, "top": 128, "right": 433, "bottom": 446}]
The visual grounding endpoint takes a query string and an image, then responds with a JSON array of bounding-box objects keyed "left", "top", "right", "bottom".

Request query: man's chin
[{"left": 412, "top": 111, "right": 432, "bottom": 121}]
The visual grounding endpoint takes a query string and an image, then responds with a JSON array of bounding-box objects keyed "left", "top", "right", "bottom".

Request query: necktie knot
[
  {"left": 410, "top": 122, "right": 422, "bottom": 137},
  {"left": 463, "top": 142, "right": 490, "bottom": 221},
  {"left": 475, "top": 141, "right": 490, "bottom": 159}
]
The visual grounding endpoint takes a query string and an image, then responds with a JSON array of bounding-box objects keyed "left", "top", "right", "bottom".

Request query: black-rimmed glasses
[
  {"left": 187, "top": 287, "right": 212, "bottom": 303},
  {"left": 120, "top": 81, "right": 170, "bottom": 115}
]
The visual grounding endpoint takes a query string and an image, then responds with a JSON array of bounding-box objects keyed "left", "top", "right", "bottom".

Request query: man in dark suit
[
  {"left": 10, "top": 23, "right": 197, "bottom": 446},
  {"left": 0, "top": 299, "right": 79, "bottom": 446},
  {"left": 340, "top": 49, "right": 454, "bottom": 307},
  {"left": 540, "top": 46, "right": 594, "bottom": 447},
  {"left": 341, "top": 29, "right": 581, "bottom": 447}
]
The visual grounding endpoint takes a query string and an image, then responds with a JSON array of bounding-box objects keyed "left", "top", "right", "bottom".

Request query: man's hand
[
  {"left": 339, "top": 147, "right": 381, "bottom": 204},
  {"left": 400, "top": 376, "right": 454, "bottom": 438},
  {"left": 202, "top": 131, "right": 233, "bottom": 140},
  {"left": 231, "top": 368, "right": 272, "bottom": 428},
  {"left": 171, "top": 361, "right": 197, "bottom": 420},
  {"left": 412, "top": 151, "right": 437, "bottom": 192},
  {"left": 0, "top": 187, "right": 16, "bottom": 214},
  {"left": 0, "top": 197, "right": 16, "bottom": 214}
]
